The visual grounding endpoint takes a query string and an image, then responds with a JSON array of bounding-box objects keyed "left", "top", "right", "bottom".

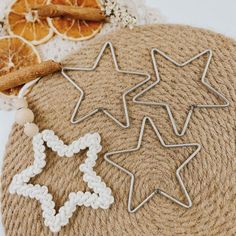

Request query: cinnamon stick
[
  {"left": 0, "top": 60, "right": 62, "bottom": 92},
  {"left": 33, "top": 5, "right": 106, "bottom": 21}
]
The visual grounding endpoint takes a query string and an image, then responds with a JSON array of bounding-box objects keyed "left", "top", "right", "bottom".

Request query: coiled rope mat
[{"left": 1, "top": 24, "right": 236, "bottom": 236}]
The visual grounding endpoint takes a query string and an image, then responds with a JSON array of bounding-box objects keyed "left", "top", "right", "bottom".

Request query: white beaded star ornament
[{"left": 9, "top": 130, "right": 114, "bottom": 233}]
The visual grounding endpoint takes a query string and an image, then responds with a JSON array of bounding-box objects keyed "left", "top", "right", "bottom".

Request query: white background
[
  {"left": 1, "top": 0, "right": 236, "bottom": 235},
  {"left": 147, "top": 0, "right": 236, "bottom": 38}
]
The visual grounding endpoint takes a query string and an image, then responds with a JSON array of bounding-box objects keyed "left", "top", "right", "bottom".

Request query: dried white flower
[
  {"left": 0, "top": 21, "right": 4, "bottom": 36},
  {"left": 101, "top": 0, "right": 137, "bottom": 29}
]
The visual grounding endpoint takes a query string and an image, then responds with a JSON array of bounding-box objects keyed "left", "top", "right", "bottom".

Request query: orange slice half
[
  {"left": 6, "top": 0, "right": 54, "bottom": 45},
  {"left": 0, "top": 36, "right": 41, "bottom": 95},
  {"left": 47, "top": 0, "right": 103, "bottom": 41}
]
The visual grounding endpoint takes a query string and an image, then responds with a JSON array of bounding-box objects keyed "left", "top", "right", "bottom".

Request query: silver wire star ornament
[
  {"left": 62, "top": 41, "right": 151, "bottom": 128},
  {"left": 105, "top": 116, "right": 201, "bottom": 213},
  {"left": 133, "top": 48, "right": 230, "bottom": 136}
]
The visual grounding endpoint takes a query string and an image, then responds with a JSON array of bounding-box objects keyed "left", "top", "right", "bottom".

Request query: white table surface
[{"left": 0, "top": 0, "right": 236, "bottom": 235}]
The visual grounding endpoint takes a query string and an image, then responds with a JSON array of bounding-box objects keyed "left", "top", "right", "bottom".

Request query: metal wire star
[
  {"left": 61, "top": 41, "right": 151, "bottom": 128},
  {"left": 105, "top": 116, "right": 201, "bottom": 213},
  {"left": 133, "top": 48, "right": 230, "bottom": 136}
]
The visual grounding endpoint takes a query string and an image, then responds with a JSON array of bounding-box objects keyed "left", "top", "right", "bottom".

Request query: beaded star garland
[{"left": 9, "top": 130, "right": 114, "bottom": 233}]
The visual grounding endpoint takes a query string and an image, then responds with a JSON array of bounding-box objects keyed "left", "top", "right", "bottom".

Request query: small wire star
[
  {"left": 62, "top": 41, "right": 151, "bottom": 128},
  {"left": 105, "top": 116, "right": 201, "bottom": 213},
  {"left": 133, "top": 48, "right": 230, "bottom": 136}
]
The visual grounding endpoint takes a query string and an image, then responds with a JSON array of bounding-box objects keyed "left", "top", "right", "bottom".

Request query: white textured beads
[
  {"left": 14, "top": 97, "right": 39, "bottom": 137},
  {"left": 24, "top": 123, "right": 39, "bottom": 137},
  {"left": 15, "top": 108, "right": 34, "bottom": 125},
  {"left": 9, "top": 130, "right": 114, "bottom": 233}
]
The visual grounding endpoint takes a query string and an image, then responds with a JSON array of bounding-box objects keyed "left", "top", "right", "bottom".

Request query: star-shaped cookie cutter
[
  {"left": 61, "top": 41, "right": 151, "bottom": 128},
  {"left": 133, "top": 48, "right": 230, "bottom": 136},
  {"left": 105, "top": 116, "right": 201, "bottom": 213}
]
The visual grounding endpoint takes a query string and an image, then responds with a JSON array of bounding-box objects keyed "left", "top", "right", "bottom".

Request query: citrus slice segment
[
  {"left": 0, "top": 36, "right": 41, "bottom": 95},
  {"left": 47, "top": 0, "right": 103, "bottom": 41},
  {"left": 6, "top": 0, "right": 54, "bottom": 45}
]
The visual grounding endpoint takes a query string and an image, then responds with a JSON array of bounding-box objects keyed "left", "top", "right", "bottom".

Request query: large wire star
[
  {"left": 105, "top": 116, "right": 201, "bottom": 213},
  {"left": 133, "top": 48, "right": 230, "bottom": 136},
  {"left": 62, "top": 41, "right": 151, "bottom": 128}
]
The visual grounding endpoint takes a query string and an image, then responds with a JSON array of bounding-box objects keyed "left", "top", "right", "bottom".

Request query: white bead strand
[{"left": 13, "top": 97, "right": 39, "bottom": 137}]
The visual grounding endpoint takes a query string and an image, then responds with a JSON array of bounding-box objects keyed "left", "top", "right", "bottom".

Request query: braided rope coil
[{"left": 1, "top": 24, "right": 236, "bottom": 236}]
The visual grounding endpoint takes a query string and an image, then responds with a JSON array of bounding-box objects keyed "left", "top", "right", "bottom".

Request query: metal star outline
[
  {"left": 105, "top": 116, "right": 201, "bottom": 213},
  {"left": 133, "top": 48, "right": 230, "bottom": 136},
  {"left": 62, "top": 41, "right": 151, "bottom": 128}
]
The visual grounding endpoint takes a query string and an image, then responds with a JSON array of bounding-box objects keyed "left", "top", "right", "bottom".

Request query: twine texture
[{"left": 1, "top": 24, "right": 236, "bottom": 235}]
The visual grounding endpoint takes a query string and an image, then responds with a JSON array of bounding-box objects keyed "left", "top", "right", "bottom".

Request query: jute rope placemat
[{"left": 1, "top": 24, "right": 236, "bottom": 235}]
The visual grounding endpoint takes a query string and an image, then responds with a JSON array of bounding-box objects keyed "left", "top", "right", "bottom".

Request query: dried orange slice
[
  {"left": 47, "top": 0, "right": 103, "bottom": 41},
  {"left": 0, "top": 36, "right": 41, "bottom": 95},
  {"left": 6, "top": 0, "right": 54, "bottom": 45}
]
